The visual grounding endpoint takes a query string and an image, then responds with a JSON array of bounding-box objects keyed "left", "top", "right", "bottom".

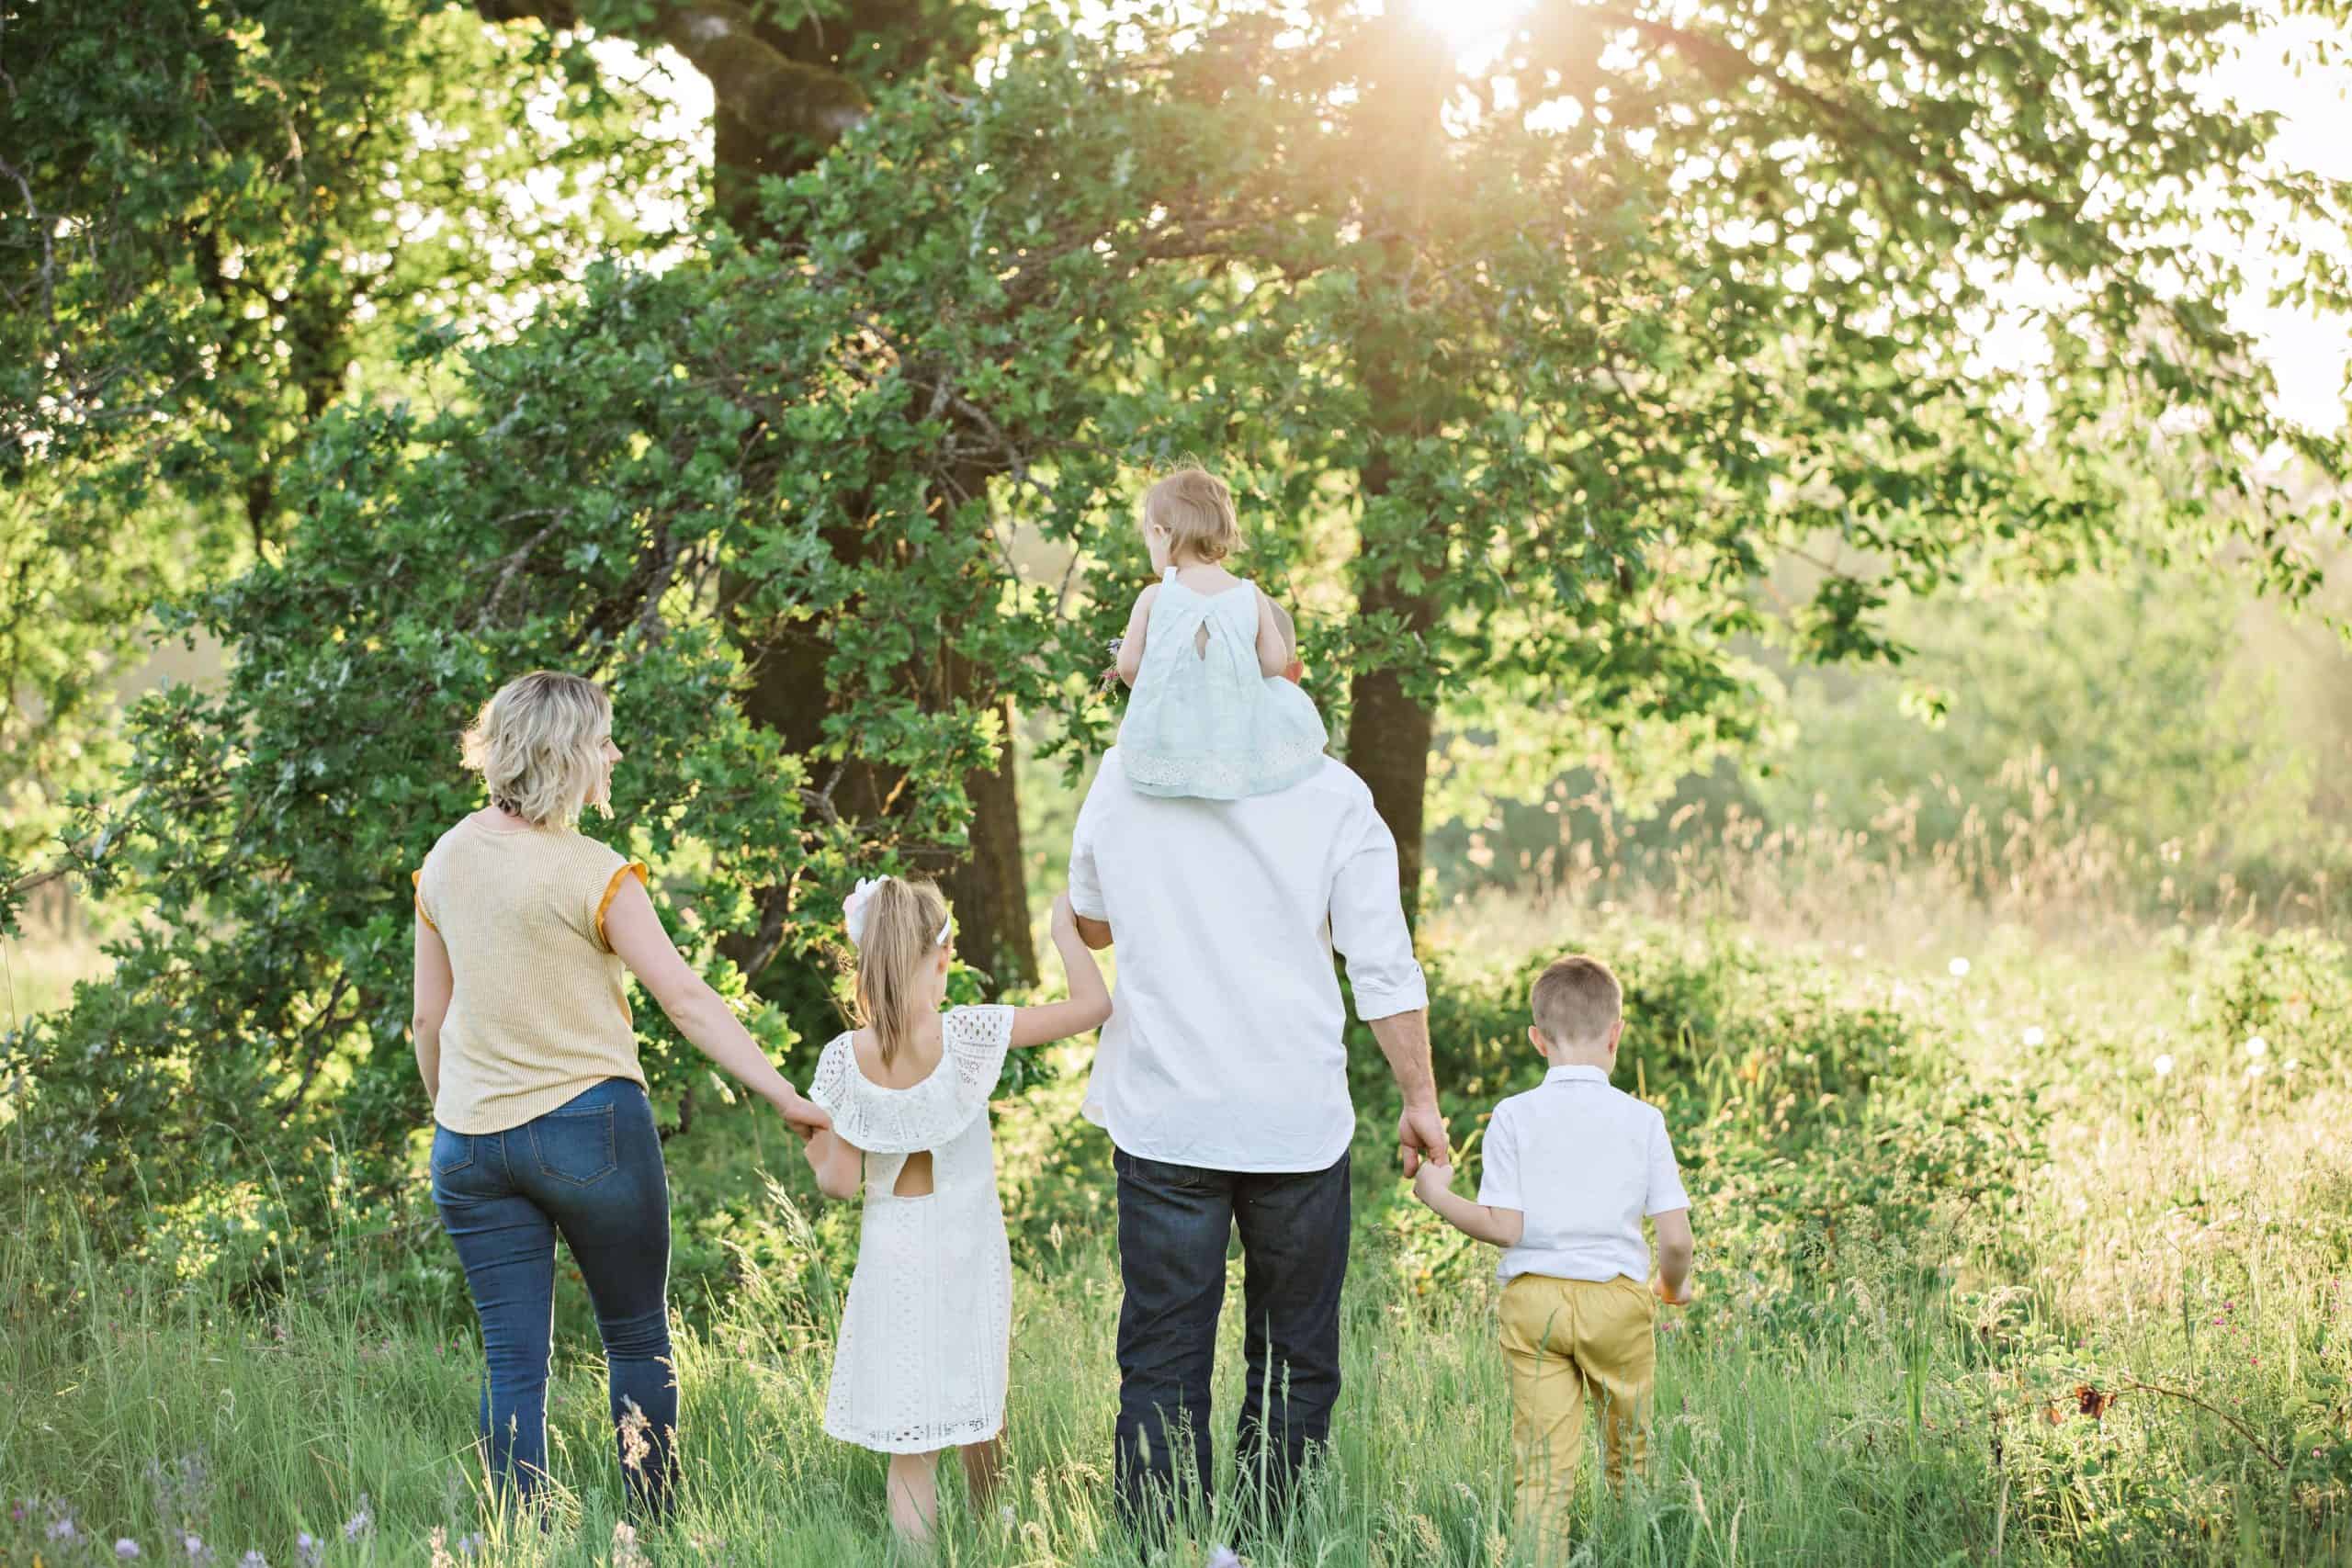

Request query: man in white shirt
[{"left": 1067, "top": 610, "right": 1446, "bottom": 1530}]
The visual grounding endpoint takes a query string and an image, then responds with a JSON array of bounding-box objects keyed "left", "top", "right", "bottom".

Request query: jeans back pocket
[{"left": 529, "top": 1103, "right": 617, "bottom": 1187}]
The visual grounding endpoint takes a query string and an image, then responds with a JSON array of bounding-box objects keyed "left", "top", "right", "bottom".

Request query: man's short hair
[{"left": 1532, "top": 955, "right": 1622, "bottom": 1049}]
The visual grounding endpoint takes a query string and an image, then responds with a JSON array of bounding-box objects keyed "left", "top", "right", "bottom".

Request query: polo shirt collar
[{"left": 1544, "top": 1064, "right": 1611, "bottom": 1087}]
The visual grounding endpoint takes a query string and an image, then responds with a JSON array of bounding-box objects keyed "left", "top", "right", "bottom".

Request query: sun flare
[{"left": 1404, "top": 0, "right": 1533, "bottom": 66}]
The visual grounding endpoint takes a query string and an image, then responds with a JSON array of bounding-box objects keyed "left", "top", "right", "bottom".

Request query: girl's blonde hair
[
  {"left": 1143, "top": 463, "right": 1242, "bottom": 564},
  {"left": 461, "top": 671, "right": 614, "bottom": 829},
  {"left": 853, "top": 876, "right": 951, "bottom": 1069}
]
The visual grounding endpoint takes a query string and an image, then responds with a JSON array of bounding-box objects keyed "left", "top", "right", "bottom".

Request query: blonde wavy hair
[
  {"left": 461, "top": 671, "right": 614, "bottom": 829},
  {"left": 1142, "top": 462, "right": 1242, "bottom": 564},
  {"left": 853, "top": 876, "right": 952, "bottom": 1069}
]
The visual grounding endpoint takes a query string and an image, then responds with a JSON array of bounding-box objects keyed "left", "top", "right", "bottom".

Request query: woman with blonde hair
[{"left": 410, "top": 670, "right": 831, "bottom": 1516}]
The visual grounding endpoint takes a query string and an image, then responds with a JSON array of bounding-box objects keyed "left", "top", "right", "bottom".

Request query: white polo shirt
[
  {"left": 1067, "top": 748, "right": 1429, "bottom": 1173},
  {"left": 1477, "top": 1065, "right": 1690, "bottom": 1285}
]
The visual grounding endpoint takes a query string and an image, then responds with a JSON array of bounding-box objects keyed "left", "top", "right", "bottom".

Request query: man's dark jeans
[
  {"left": 1113, "top": 1146, "right": 1351, "bottom": 1533},
  {"left": 431, "top": 1077, "right": 675, "bottom": 1515}
]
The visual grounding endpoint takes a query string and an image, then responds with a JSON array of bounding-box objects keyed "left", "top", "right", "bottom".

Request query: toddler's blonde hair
[
  {"left": 1143, "top": 463, "right": 1242, "bottom": 564},
  {"left": 854, "top": 876, "right": 952, "bottom": 1069},
  {"left": 1532, "top": 955, "right": 1622, "bottom": 1051},
  {"left": 461, "top": 671, "right": 613, "bottom": 829}
]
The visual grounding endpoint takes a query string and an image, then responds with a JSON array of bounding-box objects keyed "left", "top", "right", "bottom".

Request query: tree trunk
[
  {"left": 481, "top": 0, "right": 1036, "bottom": 984},
  {"left": 1341, "top": 440, "right": 1441, "bottom": 925},
  {"left": 933, "top": 695, "right": 1038, "bottom": 990}
]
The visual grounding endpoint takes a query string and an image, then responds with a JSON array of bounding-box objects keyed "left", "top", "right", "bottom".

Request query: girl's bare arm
[
  {"left": 804, "top": 1130, "right": 865, "bottom": 1200},
  {"left": 1011, "top": 893, "right": 1114, "bottom": 1046}
]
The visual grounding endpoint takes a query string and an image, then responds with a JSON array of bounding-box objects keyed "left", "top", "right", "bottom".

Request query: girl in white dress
[
  {"left": 1111, "top": 464, "right": 1331, "bottom": 800},
  {"left": 802, "top": 875, "right": 1112, "bottom": 1544}
]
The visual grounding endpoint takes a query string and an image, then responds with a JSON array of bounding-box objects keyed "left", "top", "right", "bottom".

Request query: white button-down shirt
[
  {"left": 1477, "top": 1064, "right": 1690, "bottom": 1284},
  {"left": 1067, "top": 748, "right": 1429, "bottom": 1172}
]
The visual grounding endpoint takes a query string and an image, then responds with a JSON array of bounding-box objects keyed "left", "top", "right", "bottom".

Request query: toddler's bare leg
[{"left": 886, "top": 1450, "right": 943, "bottom": 1543}]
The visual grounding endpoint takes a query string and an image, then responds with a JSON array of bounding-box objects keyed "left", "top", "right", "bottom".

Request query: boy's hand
[
  {"left": 1411, "top": 1159, "right": 1455, "bottom": 1208},
  {"left": 1653, "top": 1274, "right": 1696, "bottom": 1307}
]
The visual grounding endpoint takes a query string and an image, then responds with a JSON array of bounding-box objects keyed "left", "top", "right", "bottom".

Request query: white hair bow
[{"left": 842, "top": 876, "right": 953, "bottom": 951}]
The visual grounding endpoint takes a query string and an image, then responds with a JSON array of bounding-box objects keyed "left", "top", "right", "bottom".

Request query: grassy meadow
[{"left": 9, "top": 846, "right": 2352, "bottom": 1568}]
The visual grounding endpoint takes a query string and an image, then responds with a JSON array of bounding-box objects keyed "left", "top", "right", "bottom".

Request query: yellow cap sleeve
[{"left": 596, "top": 861, "right": 650, "bottom": 952}]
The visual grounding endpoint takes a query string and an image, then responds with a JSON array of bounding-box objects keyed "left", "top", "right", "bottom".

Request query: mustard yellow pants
[{"left": 1498, "top": 1272, "right": 1657, "bottom": 1551}]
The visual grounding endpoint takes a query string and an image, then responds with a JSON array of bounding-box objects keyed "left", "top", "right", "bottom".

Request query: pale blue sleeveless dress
[{"left": 1117, "top": 568, "right": 1330, "bottom": 799}]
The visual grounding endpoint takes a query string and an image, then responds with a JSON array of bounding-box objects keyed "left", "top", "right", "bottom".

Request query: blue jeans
[
  {"left": 430, "top": 1077, "right": 675, "bottom": 1514},
  {"left": 1112, "top": 1147, "right": 1351, "bottom": 1533}
]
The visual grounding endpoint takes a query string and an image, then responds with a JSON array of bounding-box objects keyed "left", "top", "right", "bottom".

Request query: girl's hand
[{"left": 1050, "top": 891, "right": 1078, "bottom": 941}]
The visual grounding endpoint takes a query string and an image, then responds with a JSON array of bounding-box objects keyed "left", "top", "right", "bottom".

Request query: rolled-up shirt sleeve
[
  {"left": 1329, "top": 791, "right": 1427, "bottom": 1020},
  {"left": 1068, "top": 776, "right": 1108, "bottom": 921}
]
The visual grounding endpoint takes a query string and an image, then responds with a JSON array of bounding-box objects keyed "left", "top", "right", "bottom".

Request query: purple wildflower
[
  {"left": 342, "top": 1499, "right": 373, "bottom": 1545},
  {"left": 117, "top": 1540, "right": 143, "bottom": 1560},
  {"left": 49, "top": 1516, "right": 84, "bottom": 1545},
  {"left": 295, "top": 1532, "right": 322, "bottom": 1568},
  {"left": 1206, "top": 1548, "right": 1243, "bottom": 1568}
]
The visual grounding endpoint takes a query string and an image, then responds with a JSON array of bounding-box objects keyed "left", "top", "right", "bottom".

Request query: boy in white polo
[{"left": 1412, "top": 954, "right": 1694, "bottom": 1548}]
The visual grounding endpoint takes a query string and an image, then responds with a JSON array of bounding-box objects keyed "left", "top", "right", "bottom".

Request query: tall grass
[{"left": 11, "top": 912, "right": 2352, "bottom": 1565}]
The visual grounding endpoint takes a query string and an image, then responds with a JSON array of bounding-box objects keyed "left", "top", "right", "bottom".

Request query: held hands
[
  {"left": 1049, "top": 891, "right": 1078, "bottom": 942},
  {"left": 1653, "top": 1274, "right": 1697, "bottom": 1307},
  {"left": 1396, "top": 1100, "right": 1449, "bottom": 1179},
  {"left": 774, "top": 1086, "right": 831, "bottom": 1142},
  {"left": 1411, "top": 1158, "right": 1455, "bottom": 1209}
]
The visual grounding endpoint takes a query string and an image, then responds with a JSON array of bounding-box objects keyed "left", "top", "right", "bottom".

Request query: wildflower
[
  {"left": 49, "top": 1516, "right": 84, "bottom": 1545},
  {"left": 117, "top": 1541, "right": 142, "bottom": 1560},
  {"left": 182, "top": 1534, "right": 212, "bottom": 1566},
  {"left": 2286, "top": 1056, "right": 2301, "bottom": 1073},
  {"left": 342, "top": 1499, "right": 372, "bottom": 1545},
  {"left": 617, "top": 1398, "right": 652, "bottom": 1474},
  {"left": 2021, "top": 1026, "right": 2046, "bottom": 1047},
  {"left": 1207, "top": 1550, "right": 1243, "bottom": 1568},
  {"left": 454, "top": 1536, "right": 484, "bottom": 1560},
  {"left": 2246, "top": 1061, "right": 2265, "bottom": 1079},
  {"left": 2153, "top": 1054, "right": 2175, "bottom": 1078},
  {"left": 294, "top": 1534, "right": 322, "bottom": 1568},
  {"left": 428, "top": 1528, "right": 453, "bottom": 1568},
  {"left": 2245, "top": 1035, "right": 2268, "bottom": 1059},
  {"left": 239, "top": 1553, "right": 266, "bottom": 1568},
  {"left": 611, "top": 1521, "right": 650, "bottom": 1568},
  {"left": 1948, "top": 957, "right": 1971, "bottom": 978}
]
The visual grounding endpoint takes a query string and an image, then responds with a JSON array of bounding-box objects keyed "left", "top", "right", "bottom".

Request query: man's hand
[{"left": 1397, "top": 1100, "right": 1449, "bottom": 1177}]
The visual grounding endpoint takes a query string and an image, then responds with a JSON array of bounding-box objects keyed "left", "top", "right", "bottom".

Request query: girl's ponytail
[{"left": 849, "top": 876, "right": 952, "bottom": 1068}]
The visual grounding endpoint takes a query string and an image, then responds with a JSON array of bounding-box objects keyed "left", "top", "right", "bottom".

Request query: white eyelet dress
[
  {"left": 807, "top": 1003, "right": 1015, "bottom": 1453},
  {"left": 1116, "top": 569, "right": 1330, "bottom": 800}
]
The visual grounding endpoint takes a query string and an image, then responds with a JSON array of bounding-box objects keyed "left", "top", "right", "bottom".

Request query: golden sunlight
[{"left": 1404, "top": 0, "right": 1532, "bottom": 67}]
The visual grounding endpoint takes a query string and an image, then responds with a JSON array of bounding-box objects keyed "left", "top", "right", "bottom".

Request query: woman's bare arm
[
  {"left": 412, "top": 919, "right": 454, "bottom": 1103},
  {"left": 604, "top": 875, "right": 831, "bottom": 1134}
]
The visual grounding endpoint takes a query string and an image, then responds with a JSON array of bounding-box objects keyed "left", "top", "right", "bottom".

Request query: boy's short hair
[
  {"left": 1532, "top": 955, "right": 1622, "bottom": 1049},
  {"left": 1143, "top": 463, "right": 1242, "bottom": 563}
]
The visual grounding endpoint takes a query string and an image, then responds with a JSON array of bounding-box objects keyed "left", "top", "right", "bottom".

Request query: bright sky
[
  {"left": 1397, "top": 0, "right": 2352, "bottom": 434},
  {"left": 617, "top": 2, "right": 2352, "bottom": 434}
]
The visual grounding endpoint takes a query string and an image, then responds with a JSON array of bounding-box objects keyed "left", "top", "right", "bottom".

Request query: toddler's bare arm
[
  {"left": 1253, "top": 592, "right": 1289, "bottom": 678},
  {"left": 1114, "top": 584, "right": 1157, "bottom": 687}
]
